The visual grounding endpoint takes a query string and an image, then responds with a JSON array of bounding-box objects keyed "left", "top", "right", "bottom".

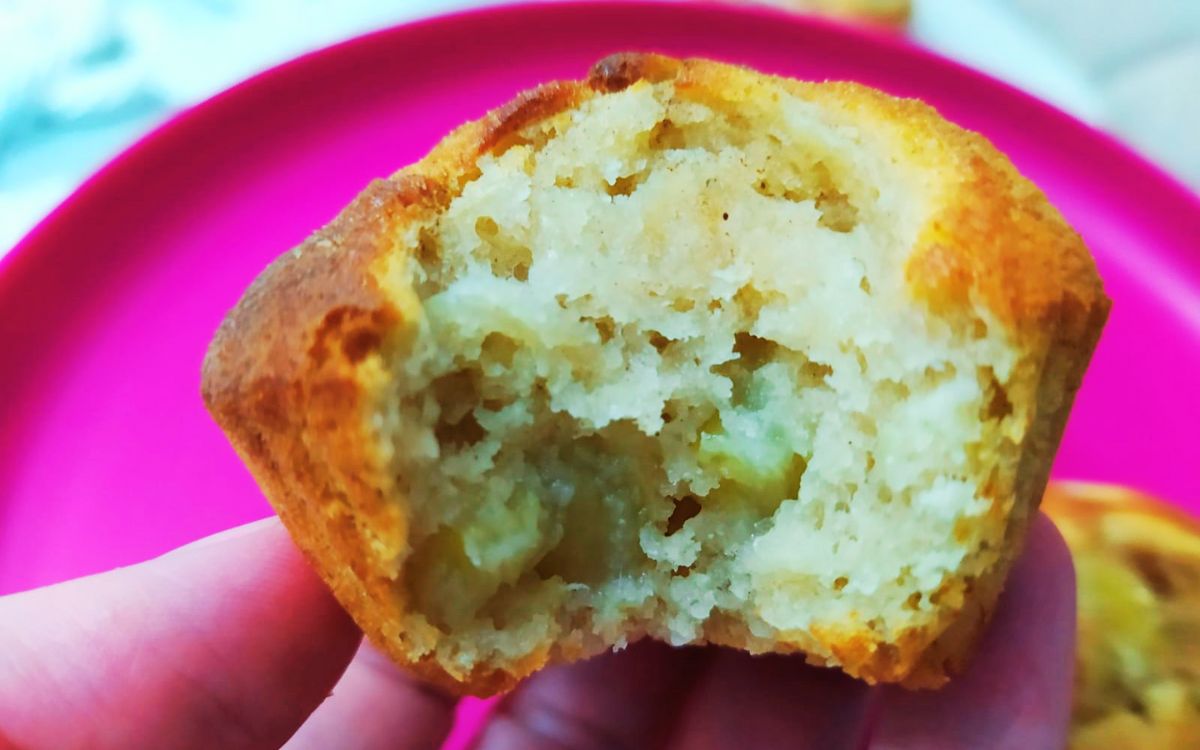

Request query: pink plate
[{"left": 2, "top": 1, "right": 1199, "bottom": 734}]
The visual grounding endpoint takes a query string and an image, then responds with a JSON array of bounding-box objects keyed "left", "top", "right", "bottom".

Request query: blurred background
[{"left": 1, "top": 0, "right": 1197, "bottom": 254}]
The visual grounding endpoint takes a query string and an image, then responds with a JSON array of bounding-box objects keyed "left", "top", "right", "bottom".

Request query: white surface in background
[
  {"left": 913, "top": 0, "right": 1105, "bottom": 122},
  {"left": 0, "top": 0, "right": 1197, "bottom": 255}
]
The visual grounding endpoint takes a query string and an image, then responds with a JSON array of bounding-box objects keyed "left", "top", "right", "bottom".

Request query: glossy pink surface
[{"left": 1, "top": 2, "right": 1198, "bottom": 737}]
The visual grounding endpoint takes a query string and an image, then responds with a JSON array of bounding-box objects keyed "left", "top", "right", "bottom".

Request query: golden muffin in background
[
  {"left": 1044, "top": 482, "right": 1200, "bottom": 749},
  {"left": 734, "top": 0, "right": 911, "bottom": 26}
]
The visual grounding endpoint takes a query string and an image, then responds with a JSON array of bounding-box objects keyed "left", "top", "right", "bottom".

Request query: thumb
[{"left": 0, "top": 518, "right": 361, "bottom": 750}]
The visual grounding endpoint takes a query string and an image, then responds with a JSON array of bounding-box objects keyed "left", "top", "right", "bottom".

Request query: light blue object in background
[
  {"left": 0, "top": 0, "right": 485, "bottom": 252},
  {"left": 1, "top": 0, "right": 1198, "bottom": 254}
]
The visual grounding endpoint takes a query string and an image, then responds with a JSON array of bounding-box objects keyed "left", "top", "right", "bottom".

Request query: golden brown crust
[
  {"left": 894, "top": 247, "right": 1108, "bottom": 687},
  {"left": 203, "top": 53, "right": 1108, "bottom": 696},
  {"left": 589, "top": 52, "right": 684, "bottom": 93},
  {"left": 478, "top": 82, "right": 585, "bottom": 155},
  {"left": 202, "top": 177, "right": 415, "bottom": 679},
  {"left": 906, "top": 150, "right": 1110, "bottom": 341}
]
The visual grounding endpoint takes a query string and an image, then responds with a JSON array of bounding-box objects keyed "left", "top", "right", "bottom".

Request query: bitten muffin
[
  {"left": 1044, "top": 482, "right": 1200, "bottom": 749},
  {"left": 202, "top": 53, "right": 1108, "bottom": 696}
]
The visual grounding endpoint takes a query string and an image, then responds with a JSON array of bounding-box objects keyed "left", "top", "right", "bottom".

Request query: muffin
[
  {"left": 1044, "top": 482, "right": 1200, "bottom": 749},
  {"left": 202, "top": 53, "right": 1108, "bottom": 696},
  {"left": 740, "top": 0, "right": 911, "bottom": 26}
]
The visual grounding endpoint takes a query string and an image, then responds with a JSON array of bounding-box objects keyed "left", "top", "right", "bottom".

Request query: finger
[
  {"left": 667, "top": 650, "right": 875, "bottom": 750},
  {"left": 471, "top": 639, "right": 707, "bottom": 749},
  {"left": 870, "top": 513, "right": 1076, "bottom": 750},
  {"left": 0, "top": 518, "right": 362, "bottom": 750},
  {"left": 285, "top": 642, "right": 457, "bottom": 750}
]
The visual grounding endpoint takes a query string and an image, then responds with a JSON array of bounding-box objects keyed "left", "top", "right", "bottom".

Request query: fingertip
[
  {"left": 167, "top": 516, "right": 361, "bottom": 643},
  {"left": 672, "top": 649, "right": 875, "bottom": 750},
  {"left": 166, "top": 516, "right": 284, "bottom": 553},
  {"left": 872, "top": 511, "right": 1077, "bottom": 750},
  {"left": 990, "top": 511, "right": 1076, "bottom": 710},
  {"left": 1022, "top": 512, "right": 1076, "bottom": 607},
  {"left": 286, "top": 643, "right": 458, "bottom": 750},
  {"left": 0, "top": 518, "right": 362, "bottom": 750},
  {"left": 155, "top": 517, "right": 365, "bottom": 745},
  {"left": 471, "top": 639, "right": 706, "bottom": 750}
]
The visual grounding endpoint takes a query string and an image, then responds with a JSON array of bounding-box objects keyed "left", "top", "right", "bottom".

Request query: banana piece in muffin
[{"left": 202, "top": 53, "right": 1108, "bottom": 696}]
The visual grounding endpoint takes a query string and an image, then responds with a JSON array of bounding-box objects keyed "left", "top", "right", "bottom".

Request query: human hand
[{"left": 0, "top": 515, "right": 1074, "bottom": 749}]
